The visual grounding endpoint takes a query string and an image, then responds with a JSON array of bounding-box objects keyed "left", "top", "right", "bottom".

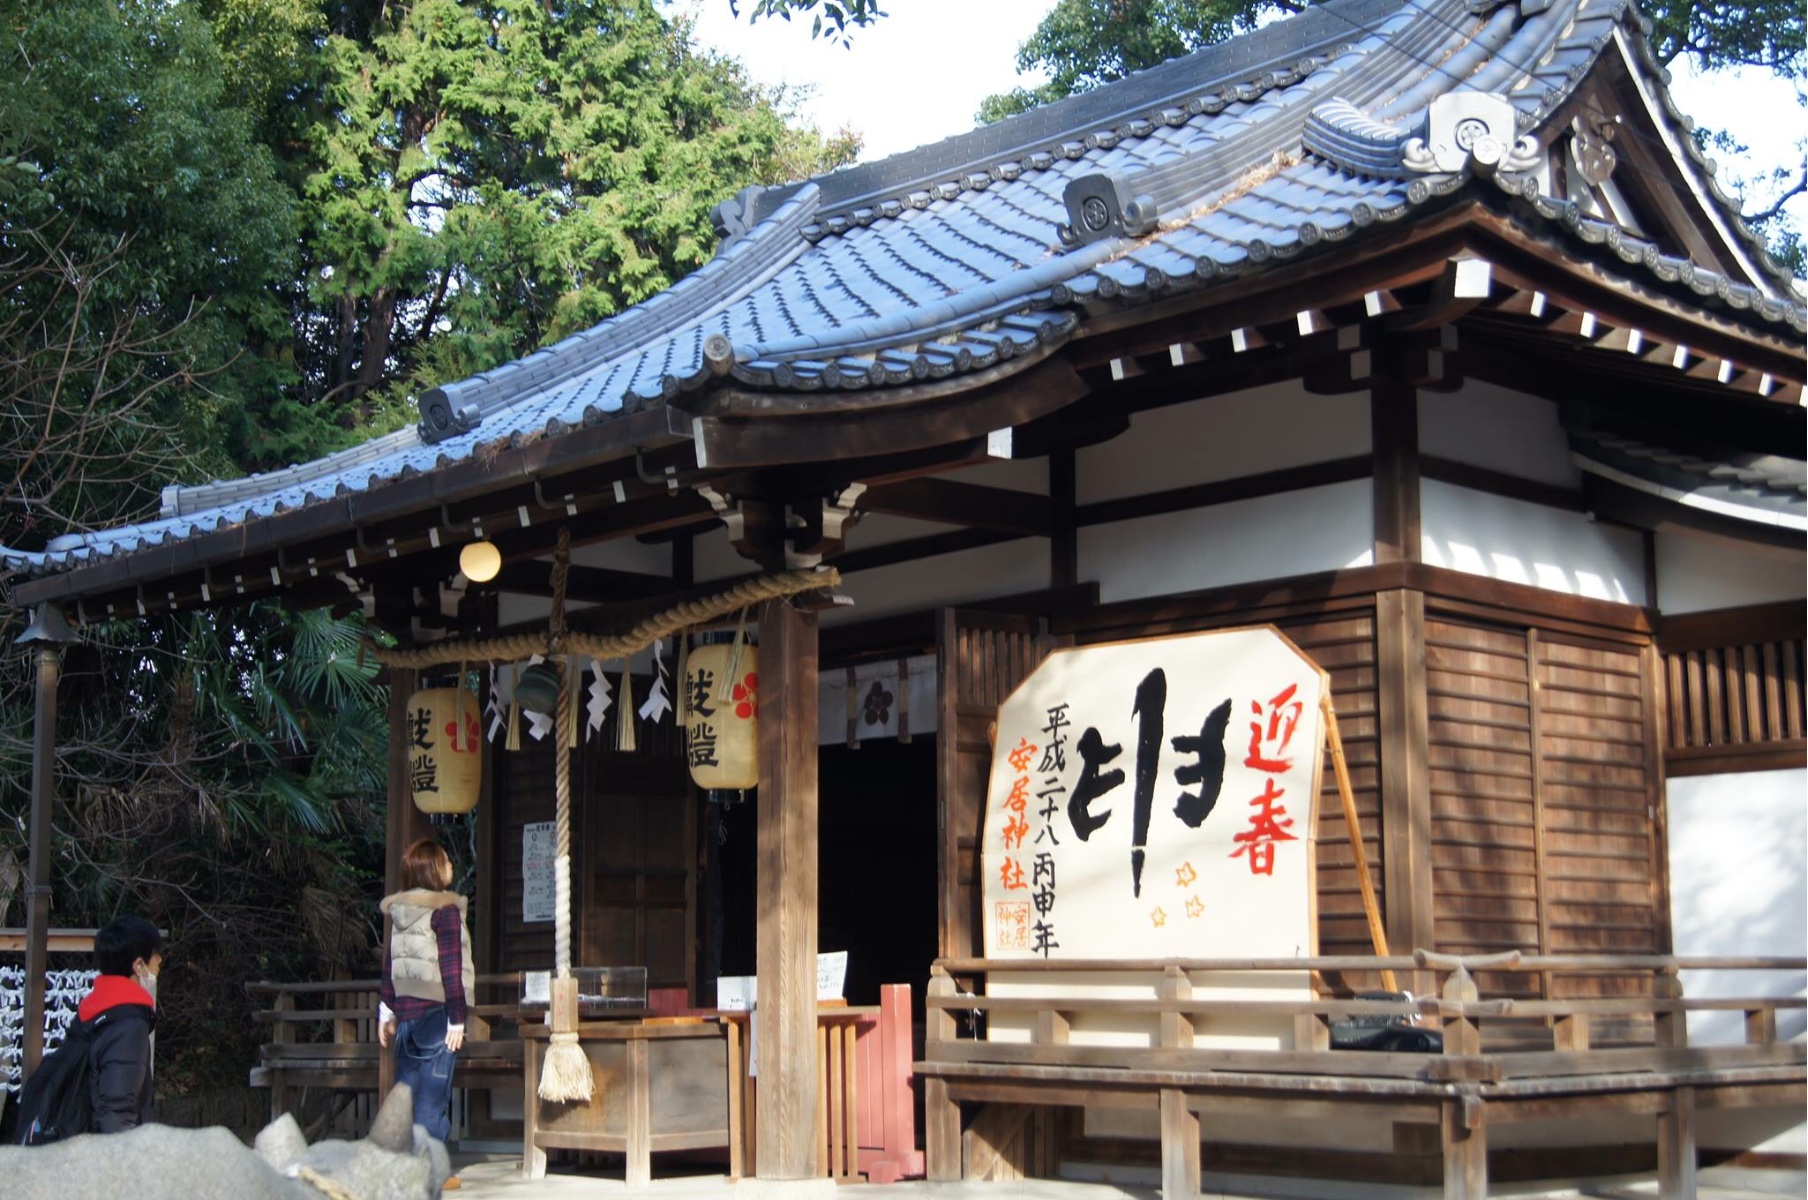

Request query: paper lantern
[
  {"left": 683, "top": 644, "right": 758, "bottom": 789},
  {"left": 408, "top": 686, "right": 483, "bottom": 814}
]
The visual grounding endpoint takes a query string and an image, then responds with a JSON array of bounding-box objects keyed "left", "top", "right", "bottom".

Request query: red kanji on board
[
  {"left": 1005, "top": 775, "right": 1032, "bottom": 814},
  {"left": 1231, "top": 776, "right": 1297, "bottom": 876},
  {"left": 1002, "top": 814, "right": 1030, "bottom": 849},
  {"left": 1000, "top": 857, "right": 1028, "bottom": 891},
  {"left": 1246, "top": 682, "right": 1304, "bottom": 772},
  {"left": 1007, "top": 737, "right": 1039, "bottom": 773}
]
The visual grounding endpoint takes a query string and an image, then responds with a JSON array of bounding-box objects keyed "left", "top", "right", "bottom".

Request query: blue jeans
[{"left": 394, "top": 1007, "right": 457, "bottom": 1143}]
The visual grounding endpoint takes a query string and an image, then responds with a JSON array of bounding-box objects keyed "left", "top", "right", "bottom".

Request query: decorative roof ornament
[
  {"left": 416, "top": 388, "right": 482, "bottom": 445},
  {"left": 1058, "top": 174, "right": 1161, "bottom": 247},
  {"left": 1403, "top": 93, "right": 1541, "bottom": 177},
  {"left": 1569, "top": 113, "right": 1619, "bottom": 185}
]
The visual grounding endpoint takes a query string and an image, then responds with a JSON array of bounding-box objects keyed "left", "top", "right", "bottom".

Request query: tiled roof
[
  {"left": 1572, "top": 429, "right": 1807, "bottom": 531},
  {"left": 7, "top": 0, "right": 1803, "bottom": 580}
]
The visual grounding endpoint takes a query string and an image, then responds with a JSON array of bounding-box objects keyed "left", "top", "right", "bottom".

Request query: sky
[{"left": 682, "top": 0, "right": 1803, "bottom": 237}]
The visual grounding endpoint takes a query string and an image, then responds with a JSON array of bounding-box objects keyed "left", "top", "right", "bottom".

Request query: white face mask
[{"left": 135, "top": 957, "right": 160, "bottom": 999}]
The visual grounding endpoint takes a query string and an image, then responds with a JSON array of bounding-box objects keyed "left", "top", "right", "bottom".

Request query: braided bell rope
[{"left": 364, "top": 568, "right": 841, "bottom": 670}]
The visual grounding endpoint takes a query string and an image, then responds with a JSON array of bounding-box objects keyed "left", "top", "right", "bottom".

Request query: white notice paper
[{"left": 522, "top": 821, "right": 556, "bottom": 924}]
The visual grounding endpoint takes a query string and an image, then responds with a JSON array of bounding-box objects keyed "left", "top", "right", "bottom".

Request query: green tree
[
  {"left": 240, "top": 0, "right": 859, "bottom": 442},
  {"left": 978, "top": 0, "right": 1300, "bottom": 123},
  {"left": 0, "top": 0, "right": 303, "bottom": 505}
]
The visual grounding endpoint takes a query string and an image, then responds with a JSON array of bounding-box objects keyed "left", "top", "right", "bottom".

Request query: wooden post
[
  {"left": 383, "top": 664, "right": 429, "bottom": 896},
  {"left": 270, "top": 990, "right": 295, "bottom": 1123},
  {"left": 1323, "top": 694, "right": 1397, "bottom": 992},
  {"left": 755, "top": 597, "right": 820, "bottom": 1180},
  {"left": 1377, "top": 588, "right": 1433, "bottom": 994},
  {"left": 1658, "top": 1086, "right": 1697, "bottom": 1200},
  {"left": 924, "top": 968, "right": 962, "bottom": 1181},
  {"left": 21, "top": 641, "right": 61, "bottom": 1078},
  {"left": 1440, "top": 1093, "right": 1486, "bottom": 1200},
  {"left": 626, "top": 1037, "right": 652, "bottom": 1187},
  {"left": 1654, "top": 972, "right": 1696, "bottom": 1198},
  {"left": 1158, "top": 966, "right": 1200, "bottom": 1200},
  {"left": 521, "top": 1034, "right": 547, "bottom": 1179}
]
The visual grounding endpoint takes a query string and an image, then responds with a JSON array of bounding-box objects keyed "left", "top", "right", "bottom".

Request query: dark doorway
[{"left": 713, "top": 735, "right": 938, "bottom": 1006}]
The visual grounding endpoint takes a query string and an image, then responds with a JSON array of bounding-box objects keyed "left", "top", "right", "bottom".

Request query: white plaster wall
[
  {"left": 1420, "top": 480, "right": 1646, "bottom": 605},
  {"left": 1667, "top": 768, "right": 1807, "bottom": 1153},
  {"left": 827, "top": 536, "right": 1050, "bottom": 625},
  {"left": 1655, "top": 529, "right": 1807, "bottom": 615},
  {"left": 568, "top": 536, "right": 670, "bottom": 574},
  {"left": 1419, "top": 379, "right": 1579, "bottom": 489},
  {"left": 844, "top": 512, "right": 964, "bottom": 550},
  {"left": 1075, "top": 382, "right": 1369, "bottom": 504},
  {"left": 1079, "top": 479, "right": 1375, "bottom": 605},
  {"left": 692, "top": 523, "right": 748, "bottom": 582}
]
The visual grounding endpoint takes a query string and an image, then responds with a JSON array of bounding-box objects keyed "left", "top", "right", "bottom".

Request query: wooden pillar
[
  {"left": 384, "top": 664, "right": 429, "bottom": 896},
  {"left": 1049, "top": 446, "right": 1077, "bottom": 590},
  {"left": 1377, "top": 589, "right": 1433, "bottom": 969},
  {"left": 380, "top": 662, "right": 425, "bottom": 1100},
  {"left": 1371, "top": 376, "right": 1420, "bottom": 567},
  {"left": 21, "top": 640, "right": 63, "bottom": 1078},
  {"left": 755, "top": 597, "right": 820, "bottom": 1179}
]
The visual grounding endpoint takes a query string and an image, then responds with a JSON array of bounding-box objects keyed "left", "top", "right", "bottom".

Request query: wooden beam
[
  {"left": 862, "top": 477, "right": 1054, "bottom": 537},
  {"left": 694, "top": 357, "right": 1085, "bottom": 471},
  {"left": 0, "top": 928, "right": 96, "bottom": 954},
  {"left": 755, "top": 597, "right": 821, "bottom": 1180},
  {"left": 1390, "top": 258, "right": 1493, "bottom": 333},
  {"left": 835, "top": 529, "right": 1020, "bottom": 576},
  {"left": 1419, "top": 456, "right": 1585, "bottom": 513},
  {"left": 1075, "top": 457, "right": 1372, "bottom": 530}
]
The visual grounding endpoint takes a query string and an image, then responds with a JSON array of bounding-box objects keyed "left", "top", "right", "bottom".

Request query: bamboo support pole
[{"left": 1323, "top": 693, "right": 1397, "bottom": 993}]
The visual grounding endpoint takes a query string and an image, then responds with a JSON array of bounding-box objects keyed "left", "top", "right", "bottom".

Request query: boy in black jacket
[{"left": 77, "top": 915, "right": 162, "bottom": 1132}]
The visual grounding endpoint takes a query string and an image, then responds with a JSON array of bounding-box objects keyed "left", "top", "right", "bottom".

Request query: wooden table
[{"left": 521, "top": 1020, "right": 730, "bottom": 1183}]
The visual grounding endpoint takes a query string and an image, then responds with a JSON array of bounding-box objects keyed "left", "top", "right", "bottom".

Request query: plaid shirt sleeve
[{"left": 431, "top": 905, "right": 468, "bottom": 1028}]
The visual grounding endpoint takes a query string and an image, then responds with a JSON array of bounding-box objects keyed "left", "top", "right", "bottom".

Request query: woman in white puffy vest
[{"left": 378, "top": 838, "right": 474, "bottom": 1190}]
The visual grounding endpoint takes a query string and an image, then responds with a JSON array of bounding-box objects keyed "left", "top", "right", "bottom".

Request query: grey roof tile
[{"left": 8, "top": 0, "right": 1803, "bottom": 579}]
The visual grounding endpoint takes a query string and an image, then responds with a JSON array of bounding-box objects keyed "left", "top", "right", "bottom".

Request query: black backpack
[{"left": 12, "top": 1007, "right": 150, "bottom": 1146}]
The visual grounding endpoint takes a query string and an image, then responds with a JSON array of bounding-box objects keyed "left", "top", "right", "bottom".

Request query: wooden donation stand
[
  {"left": 521, "top": 1018, "right": 731, "bottom": 1183},
  {"left": 519, "top": 968, "right": 731, "bottom": 1183}
]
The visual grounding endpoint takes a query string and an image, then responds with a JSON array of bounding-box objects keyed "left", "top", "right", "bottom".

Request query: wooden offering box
[{"left": 521, "top": 1019, "right": 730, "bottom": 1183}]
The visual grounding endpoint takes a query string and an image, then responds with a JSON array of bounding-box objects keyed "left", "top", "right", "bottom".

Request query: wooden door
[
  {"left": 580, "top": 752, "right": 695, "bottom": 992},
  {"left": 936, "top": 609, "right": 1050, "bottom": 960},
  {"left": 1424, "top": 615, "right": 1662, "bottom": 1004}
]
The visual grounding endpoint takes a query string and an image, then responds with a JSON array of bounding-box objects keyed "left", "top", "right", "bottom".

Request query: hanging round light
[
  {"left": 683, "top": 642, "right": 759, "bottom": 790},
  {"left": 407, "top": 685, "right": 484, "bottom": 814},
  {"left": 459, "top": 539, "right": 502, "bottom": 583}
]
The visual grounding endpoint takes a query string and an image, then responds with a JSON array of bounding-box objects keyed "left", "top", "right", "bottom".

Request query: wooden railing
[
  {"left": 920, "top": 952, "right": 1806, "bottom": 1200},
  {"left": 1659, "top": 601, "right": 1806, "bottom": 774},
  {"left": 246, "top": 973, "right": 527, "bottom": 1134}
]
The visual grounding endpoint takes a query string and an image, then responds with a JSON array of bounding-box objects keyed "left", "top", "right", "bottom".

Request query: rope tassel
[{"left": 538, "top": 658, "right": 595, "bottom": 1103}]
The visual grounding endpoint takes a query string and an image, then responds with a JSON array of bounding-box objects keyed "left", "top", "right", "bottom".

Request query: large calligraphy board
[{"left": 981, "top": 626, "right": 1327, "bottom": 962}]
